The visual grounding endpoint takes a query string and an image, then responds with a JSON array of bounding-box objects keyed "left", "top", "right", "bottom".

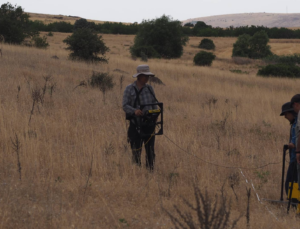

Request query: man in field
[
  {"left": 122, "top": 65, "right": 158, "bottom": 170},
  {"left": 291, "top": 94, "right": 300, "bottom": 189},
  {"left": 280, "top": 102, "right": 298, "bottom": 194}
]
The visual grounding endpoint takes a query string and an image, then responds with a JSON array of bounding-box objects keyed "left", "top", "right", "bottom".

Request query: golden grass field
[{"left": 1, "top": 32, "right": 300, "bottom": 228}]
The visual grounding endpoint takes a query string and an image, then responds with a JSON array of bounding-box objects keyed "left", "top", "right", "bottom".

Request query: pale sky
[{"left": 7, "top": 0, "right": 300, "bottom": 23}]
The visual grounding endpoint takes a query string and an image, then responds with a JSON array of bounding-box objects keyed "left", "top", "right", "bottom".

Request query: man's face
[
  {"left": 284, "top": 112, "right": 295, "bottom": 122},
  {"left": 292, "top": 102, "right": 300, "bottom": 113},
  {"left": 138, "top": 74, "right": 150, "bottom": 84}
]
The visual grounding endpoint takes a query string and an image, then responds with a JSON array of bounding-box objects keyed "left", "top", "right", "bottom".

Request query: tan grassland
[{"left": 1, "top": 33, "right": 300, "bottom": 228}]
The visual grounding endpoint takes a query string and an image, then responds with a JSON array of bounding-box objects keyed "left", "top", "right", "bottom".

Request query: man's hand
[
  {"left": 134, "top": 109, "right": 143, "bottom": 116},
  {"left": 297, "top": 153, "right": 300, "bottom": 164},
  {"left": 289, "top": 143, "right": 295, "bottom": 149}
]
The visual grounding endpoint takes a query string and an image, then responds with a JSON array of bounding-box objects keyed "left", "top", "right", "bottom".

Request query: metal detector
[
  {"left": 138, "top": 102, "right": 163, "bottom": 138},
  {"left": 280, "top": 144, "right": 289, "bottom": 201},
  {"left": 262, "top": 145, "right": 298, "bottom": 209}
]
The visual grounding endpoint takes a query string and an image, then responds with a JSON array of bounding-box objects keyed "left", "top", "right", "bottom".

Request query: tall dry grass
[{"left": 0, "top": 33, "right": 299, "bottom": 228}]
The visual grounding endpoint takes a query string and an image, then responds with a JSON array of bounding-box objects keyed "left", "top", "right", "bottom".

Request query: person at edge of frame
[
  {"left": 122, "top": 65, "right": 158, "bottom": 170},
  {"left": 280, "top": 102, "right": 298, "bottom": 195},
  {"left": 291, "top": 94, "right": 300, "bottom": 191}
]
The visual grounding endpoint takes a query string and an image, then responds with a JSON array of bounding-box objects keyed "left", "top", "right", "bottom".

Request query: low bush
[
  {"left": 257, "top": 64, "right": 300, "bottom": 78},
  {"left": 47, "top": 31, "right": 53, "bottom": 36},
  {"left": 193, "top": 51, "right": 216, "bottom": 66},
  {"left": 32, "top": 35, "right": 49, "bottom": 48},
  {"left": 199, "top": 38, "right": 215, "bottom": 50},
  {"left": 264, "top": 54, "right": 300, "bottom": 65}
]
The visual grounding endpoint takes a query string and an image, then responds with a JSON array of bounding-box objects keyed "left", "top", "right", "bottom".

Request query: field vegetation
[{"left": 1, "top": 32, "right": 300, "bottom": 228}]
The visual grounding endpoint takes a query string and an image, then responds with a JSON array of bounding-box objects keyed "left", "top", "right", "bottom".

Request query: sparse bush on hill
[
  {"left": 90, "top": 72, "right": 115, "bottom": 104},
  {"left": 232, "top": 31, "right": 272, "bottom": 59},
  {"left": 193, "top": 51, "right": 216, "bottom": 66},
  {"left": 130, "top": 15, "right": 189, "bottom": 58},
  {"left": 257, "top": 64, "right": 300, "bottom": 78},
  {"left": 63, "top": 28, "right": 109, "bottom": 62},
  {"left": 0, "top": 2, "right": 38, "bottom": 44},
  {"left": 199, "top": 38, "right": 215, "bottom": 50},
  {"left": 47, "top": 31, "right": 53, "bottom": 36}
]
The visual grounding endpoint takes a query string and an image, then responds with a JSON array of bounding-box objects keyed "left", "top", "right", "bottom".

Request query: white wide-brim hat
[{"left": 133, "top": 65, "right": 155, "bottom": 78}]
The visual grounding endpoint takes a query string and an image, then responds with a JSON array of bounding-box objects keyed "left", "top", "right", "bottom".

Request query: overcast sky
[{"left": 8, "top": 0, "right": 300, "bottom": 23}]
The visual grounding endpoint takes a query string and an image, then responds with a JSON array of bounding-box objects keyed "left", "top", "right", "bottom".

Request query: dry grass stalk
[
  {"left": 10, "top": 134, "right": 22, "bottom": 181},
  {"left": 246, "top": 188, "right": 251, "bottom": 228},
  {"left": 28, "top": 88, "right": 42, "bottom": 125}
]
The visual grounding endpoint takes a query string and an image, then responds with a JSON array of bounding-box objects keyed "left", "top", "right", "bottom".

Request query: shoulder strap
[
  {"left": 133, "top": 86, "right": 144, "bottom": 107},
  {"left": 146, "top": 86, "right": 159, "bottom": 103}
]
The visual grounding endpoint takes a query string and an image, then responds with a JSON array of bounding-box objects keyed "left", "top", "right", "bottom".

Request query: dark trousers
[
  {"left": 285, "top": 161, "right": 298, "bottom": 195},
  {"left": 127, "top": 122, "right": 156, "bottom": 170}
]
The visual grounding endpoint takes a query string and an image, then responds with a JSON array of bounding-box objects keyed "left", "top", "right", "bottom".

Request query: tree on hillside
[
  {"left": 184, "top": 22, "right": 194, "bottom": 27},
  {"left": 63, "top": 27, "right": 109, "bottom": 62},
  {"left": 74, "top": 18, "right": 95, "bottom": 30},
  {"left": 130, "top": 15, "right": 189, "bottom": 58},
  {"left": 232, "top": 31, "right": 272, "bottom": 59},
  {"left": 0, "top": 2, "right": 37, "bottom": 43}
]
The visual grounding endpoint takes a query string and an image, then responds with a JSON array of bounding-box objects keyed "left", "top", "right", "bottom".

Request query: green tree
[
  {"left": 130, "top": 15, "right": 188, "bottom": 58},
  {"left": 63, "top": 28, "right": 109, "bottom": 62},
  {"left": 249, "top": 30, "right": 272, "bottom": 58},
  {"left": 232, "top": 31, "right": 272, "bottom": 59},
  {"left": 184, "top": 22, "right": 194, "bottom": 27},
  {"left": 232, "top": 34, "right": 251, "bottom": 57},
  {"left": 0, "top": 2, "right": 37, "bottom": 44}
]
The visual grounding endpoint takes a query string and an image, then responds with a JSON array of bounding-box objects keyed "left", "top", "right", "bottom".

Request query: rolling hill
[{"left": 183, "top": 13, "right": 300, "bottom": 28}]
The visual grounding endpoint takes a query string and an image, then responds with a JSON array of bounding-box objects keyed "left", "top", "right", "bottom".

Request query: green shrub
[
  {"left": 32, "top": 35, "right": 49, "bottom": 48},
  {"left": 199, "top": 38, "right": 215, "bottom": 50},
  {"left": 63, "top": 28, "right": 109, "bottom": 62},
  {"left": 130, "top": 15, "right": 189, "bottom": 59},
  {"left": 47, "top": 31, "right": 53, "bottom": 36},
  {"left": 257, "top": 64, "right": 300, "bottom": 78},
  {"left": 193, "top": 51, "right": 216, "bottom": 66},
  {"left": 264, "top": 54, "right": 300, "bottom": 65}
]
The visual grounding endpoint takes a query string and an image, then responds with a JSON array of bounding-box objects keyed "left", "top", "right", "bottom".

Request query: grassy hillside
[
  {"left": 28, "top": 12, "right": 130, "bottom": 25},
  {"left": 0, "top": 33, "right": 299, "bottom": 228}
]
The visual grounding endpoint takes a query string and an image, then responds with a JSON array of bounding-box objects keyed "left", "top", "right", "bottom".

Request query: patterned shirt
[
  {"left": 122, "top": 81, "right": 157, "bottom": 116},
  {"left": 290, "top": 118, "right": 297, "bottom": 163}
]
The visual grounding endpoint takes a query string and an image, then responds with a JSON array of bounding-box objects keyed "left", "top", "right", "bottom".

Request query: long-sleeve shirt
[
  {"left": 122, "top": 81, "right": 157, "bottom": 116},
  {"left": 290, "top": 118, "right": 297, "bottom": 163}
]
